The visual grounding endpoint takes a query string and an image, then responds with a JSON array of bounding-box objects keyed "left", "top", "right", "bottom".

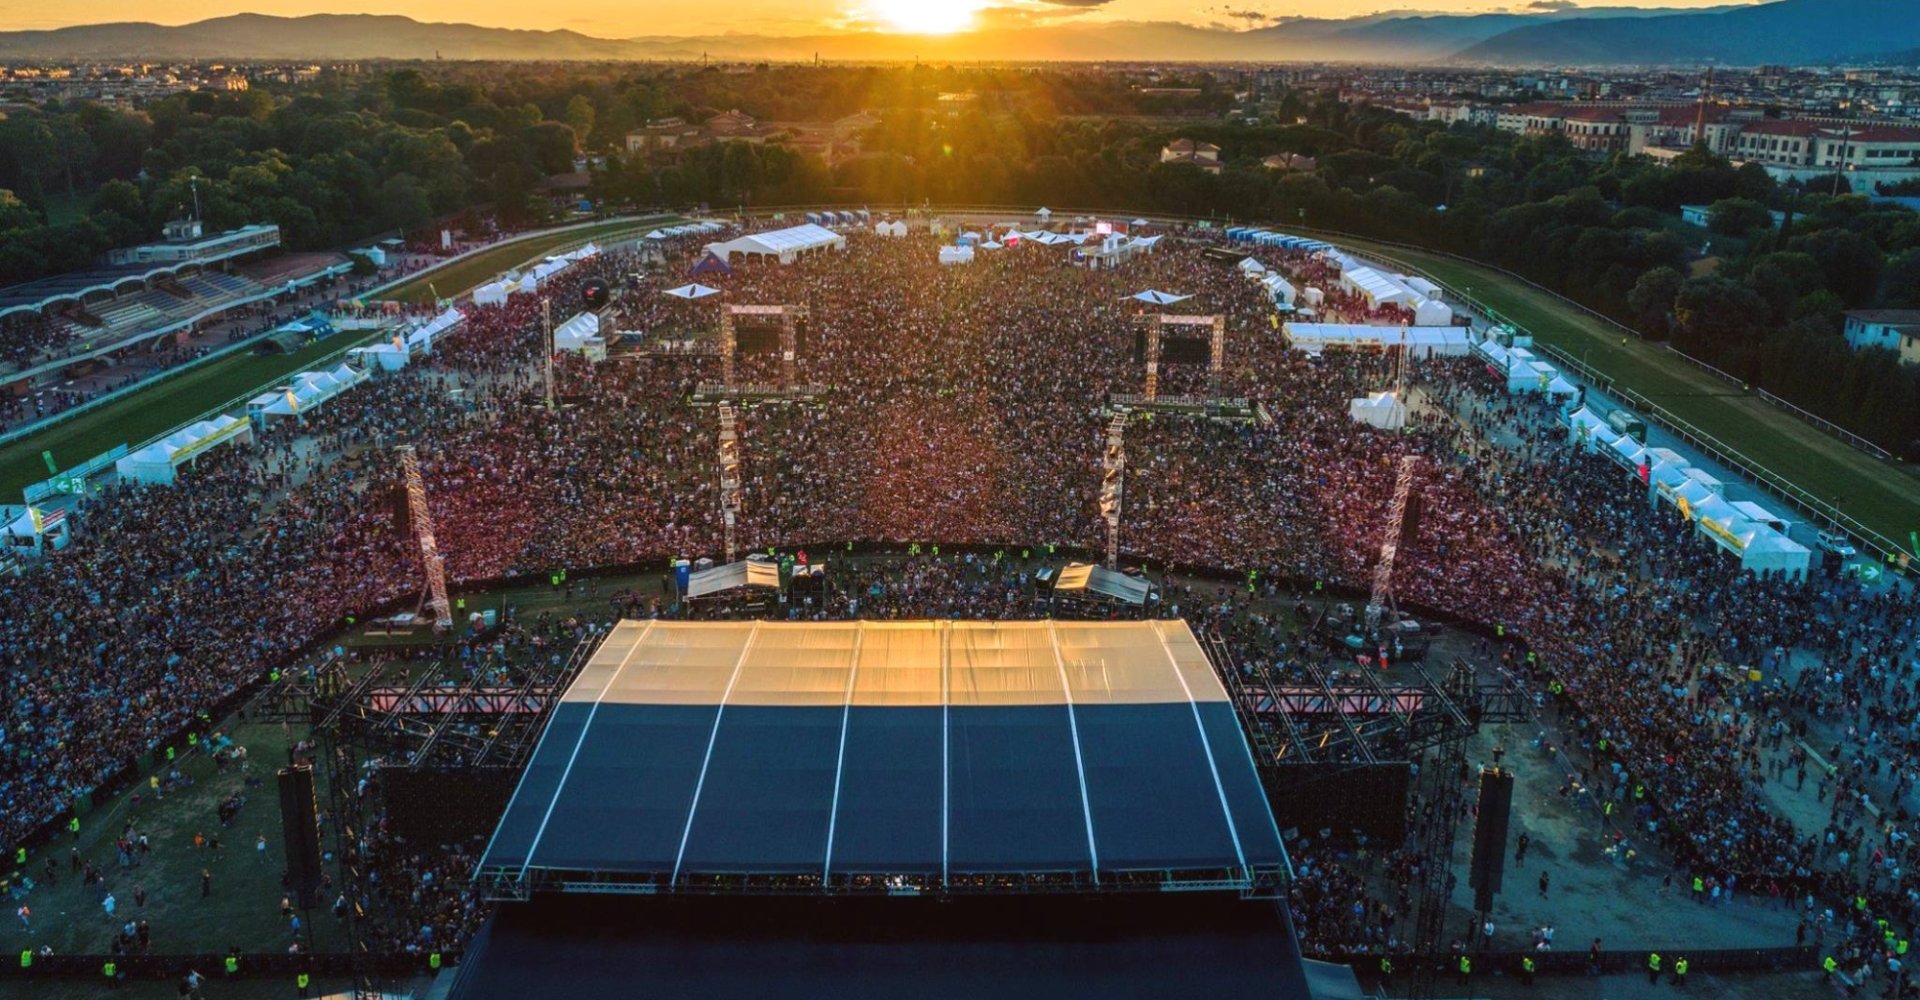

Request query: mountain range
[{"left": 2, "top": 1, "right": 1916, "bottom": 67}]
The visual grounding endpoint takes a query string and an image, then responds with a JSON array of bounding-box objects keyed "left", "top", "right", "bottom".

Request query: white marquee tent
[
  {"left": 1341, "top": 267, "right": 1423, "bottom": 309},
  {"left": 1131, "top": 289, "right": 1190, "bottom": 305},
  {"left": 874, "top": 220, "right": 908, "bottom": 238},
  {"left": 664, "top": 284, "right": 720, "bottom": 300},
  {"left": 115, "top": 415, "right": 252, "bottom": 485},
  {"left": 472, "top": 281, "right": 510, "bottom": 307},
  {"left": 938, "top": 245, "right": 976, "bottom": 266},
  {"left": 1412, "top": 299, "right": 1455, "bottom": 327},
  {"left": 554, "top": 311, "right": 608, "bottom": 360},
  {"left": 703, "top": 224, "right": 847, "bottom": 265},
  {"left": 1349, "top": 391, "right": 1408, "bottom": 431}
]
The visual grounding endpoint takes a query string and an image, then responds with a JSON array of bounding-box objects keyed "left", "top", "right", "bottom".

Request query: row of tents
[
  {"left": 1474, "top": 339, "right": 1581, "bottom": 399},
  {"left": 1224, "top": 228, "right": 1334, "bottom": 252},
  {"left": 1564, "top": 405, "right": 1811, "bottom": 578},
  {"left": 644, "top": 221, "right": 727, "bottom": 241},
  {"left": 802, "top": 210, "right": 871, "bottom": 227},
  {"left": 472, "top": 244, "right": 605, "bottom": 306},
  {"left": 114, "top": 307, "right": 466, "bottom": 487}
]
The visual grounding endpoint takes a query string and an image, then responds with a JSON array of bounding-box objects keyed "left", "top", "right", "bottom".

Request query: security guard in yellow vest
[
  {"left": 18, "top": 950, "right": 29, "bottom": 969},
  {"left": 1378, "top": 956, "right": 1393, "bottom": 983},
  {"left": 297, "top": 971, "right": 312, "bottom": 997},
  {"left": 1521, "top": 954, "right": 1536, "bottom": 985},
  {"left": 1647, "top": 952, "right": 1661, "bottom": 984},
  {"left": 67, "top": 816, "right": 79, "bottom": 840},
  {"left": 1457, "top": 955, "right": 1471, "bottom": 985},
  {"left": 102, "top": 959, "right": 117, "bottom": 985},
  {"left": 225, "top": 953, "right": 240, "bottom": 976},
  {"left": 1823, "top": 955, "right": 1838, "bottom": 978},
  {"left": 429, "top": 951, "right": 443, "bottom": 974},
  {"left": 1674, "top": 957, "right": 1689, "bottom": 987}
]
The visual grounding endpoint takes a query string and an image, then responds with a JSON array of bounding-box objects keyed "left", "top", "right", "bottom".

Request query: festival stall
[
  {"left": 553, "top": 311, "right": 609, "bottom": 361},
  {"left": 115, "top": 415, "right": 253, "bottom": 485}
]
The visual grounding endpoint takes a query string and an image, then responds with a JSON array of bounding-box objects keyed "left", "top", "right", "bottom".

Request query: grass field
[
  {"left": 0, "top": 215, "right": 675, "bottom": 498},
  {"left": 1333, "top": 236, "right": 1920, "bottom": 554}
]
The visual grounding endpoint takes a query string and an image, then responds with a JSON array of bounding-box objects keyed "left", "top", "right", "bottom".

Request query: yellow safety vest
[
  {"left": 103, "top": 961, "right": 116, "bottom": 977},
  {"left": 298, "top": 973, "right": 311, "bottom": 988},
  {"left": 1522, "top": 957, "right": 1535, "bottom": 972},
  {"left": 429, "top": 952, "right": 443, "bottom": 969},
  {"left": 1648, "top": 953, "right": 1661, "bottom": 971},
  {"left": 226, "top": 956, "right": 239, "bottom": 973},
  {"left": 1459, "top": 957, "right": 1471, "bottom": 973},
  {"left": 1675, "top": 959, "right": 1688, "bottom": 975}
]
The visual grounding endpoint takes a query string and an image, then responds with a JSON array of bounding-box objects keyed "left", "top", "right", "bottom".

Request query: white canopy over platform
[{"left": 665, "top": 284, "right": 720, "bottom": 300}]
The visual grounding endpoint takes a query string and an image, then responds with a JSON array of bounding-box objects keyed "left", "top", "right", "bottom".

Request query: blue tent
[{"left": 690, "top": 253, "right": 734, "bottom": 277}]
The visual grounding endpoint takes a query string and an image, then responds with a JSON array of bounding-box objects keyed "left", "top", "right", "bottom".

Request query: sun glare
[{"left": 863, "top": 0, "right": 987, "bottom": 34}]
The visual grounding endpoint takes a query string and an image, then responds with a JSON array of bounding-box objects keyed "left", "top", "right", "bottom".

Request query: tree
[
  {"left": 1707, "top": 197, "right": 1774, "bottom": 238},
  {"left": 1627, "top": 266, "right": 1685, "bottom": 339},
  {"left": 564, "top": 95, "right": 596, "bottom": 145},
  {"left": 1790, "top": 228, "right": 1885, "bottom": 307},
  {"left": 1673, "top": 275, "right": 1769, "bottom": 376},
  {"left": 1880, "top": 248, "right": 1920, "bottom": 308}
]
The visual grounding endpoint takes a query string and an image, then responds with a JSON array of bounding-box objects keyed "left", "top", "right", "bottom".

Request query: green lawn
[
  {"left": 0, "top": 216, "right": 676, "bottom": 498},
  {"left": 1335, "top": 236, "right": 1920, "bottom": 555}
]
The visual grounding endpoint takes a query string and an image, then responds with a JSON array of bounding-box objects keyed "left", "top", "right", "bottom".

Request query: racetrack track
[{"left": 1329, "top": 234, "right": 1920, "bottom": 556}]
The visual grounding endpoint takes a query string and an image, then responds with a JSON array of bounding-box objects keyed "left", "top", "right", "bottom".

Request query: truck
[{"left": 1606, "top": 407, "right": 1648, "bottom": 445}]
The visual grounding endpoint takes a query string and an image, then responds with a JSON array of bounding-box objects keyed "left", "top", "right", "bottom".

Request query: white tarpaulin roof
[
  {"left": 704, "top": 224, "right": 846, "bottom": 263},
  {"left": 554, "top": 311, "right": 604, "bottom": 350},
  {"left": 664, "top": 283, "right": 719, "bottom": 300},
  {"left": 115, "top": 415, "right": 251, "bottom": 485},
  {"left": 1237, "top": 257, "right": 1266, "bottom": 274},
  {"left": 473, "top": 281, "right": 510, "bottom": 307},
  {"left": 1741, "top": 529, "right": 1811, "bottom": 577},
  {"left": 1349, "top": 391, "right": 1408, "bottom": 431},
  {"left": 686, "top": 559, "right": 782, "bottom": 598},
  {"left": 1131, "top": 289, "right": 1191, "bottom": 305}
]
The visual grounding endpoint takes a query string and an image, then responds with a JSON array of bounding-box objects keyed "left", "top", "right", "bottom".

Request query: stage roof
[{"left": 477, "top": 619, "right": 1286, "bottom": 896}]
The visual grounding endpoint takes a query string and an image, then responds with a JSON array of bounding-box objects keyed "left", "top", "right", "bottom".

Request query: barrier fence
[
  {"left": 1332, "top": 944, "right": 1817, "bottom": 978},
  {"left": 4, "top": 949, "right": 456, "bottom": 981}
]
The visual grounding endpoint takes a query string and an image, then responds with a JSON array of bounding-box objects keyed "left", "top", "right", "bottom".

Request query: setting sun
[{"left": 862, "top": 0, "right": 988, "bottom": 34}]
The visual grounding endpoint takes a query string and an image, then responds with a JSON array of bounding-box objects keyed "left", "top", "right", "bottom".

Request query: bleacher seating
[{"left": 91, "top": 300, "right": 167, "bottom": 334}]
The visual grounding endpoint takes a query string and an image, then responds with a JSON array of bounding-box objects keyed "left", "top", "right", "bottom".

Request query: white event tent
[
  {"left": 1282, "top": 323, "right": 1472, "bottom": 358},
  {"left": 1349, "top": 391, "right": 1408, "bottom": 430},
  {"left": 664, "top": 284, "right": 720, "bottom": 300},
  {"left": 115, "top": 415, "right": 253, "bottom": 485},
  {"left": 554, "top": 311, "right": 608, "bottom": 360},
  {"left": 703, "top": 224, "right": 846, "bottom": 265}
]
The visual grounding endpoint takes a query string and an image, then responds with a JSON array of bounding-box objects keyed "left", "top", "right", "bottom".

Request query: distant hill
[
  {"left": 2, "top": 6, "right": 1897, "bottom": 66},
  {"left": 0, "top": 13, "right": 686, "bottom": 61},
  {"left": 1457, "top": 0, "right": 1920, "bottom": 65}
]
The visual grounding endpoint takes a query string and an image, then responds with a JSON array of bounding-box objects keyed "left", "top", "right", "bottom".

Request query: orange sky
[{"left": 0, "top": 0, "right": 1760, "bottom": 37}]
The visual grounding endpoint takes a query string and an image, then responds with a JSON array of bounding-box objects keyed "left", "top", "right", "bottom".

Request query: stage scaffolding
[
  {"left": 1133, "top": 313, "right": 1226, "bottom": 401},
  {"left": 718, "top": 303, "right": 807, "bottom": 390},
  {"left": 1199, "top": 629, "right": 1533, "bottom": 1000}
]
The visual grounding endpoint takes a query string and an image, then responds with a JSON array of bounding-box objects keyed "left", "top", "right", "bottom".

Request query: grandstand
[{"left": 0, "top": 221, "right": 352, "bottom": 387}]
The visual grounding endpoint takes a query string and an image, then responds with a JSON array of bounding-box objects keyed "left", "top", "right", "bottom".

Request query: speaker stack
[
  {"left": 277, "top": 764, "right": 325, "bottom": 909},
  {"left": 1467, "top": 766, "right": 1515, "bottom": 914}
]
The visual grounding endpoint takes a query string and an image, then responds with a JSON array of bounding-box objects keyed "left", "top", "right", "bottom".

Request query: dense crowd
[{"left": 3, "top": 228, "right": 1918, "bottom": 981}]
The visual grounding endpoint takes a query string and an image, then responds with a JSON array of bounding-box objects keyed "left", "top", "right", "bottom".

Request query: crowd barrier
[
  {"left": 3, "top": 948, "right": 456, "bottom": 981},
  {"left": 1329, "top": 944, "right": 1817, "bottom": 977}
]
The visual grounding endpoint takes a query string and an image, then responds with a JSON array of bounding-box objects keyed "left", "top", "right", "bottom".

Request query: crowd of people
[{"left": 2, "top": 225, "right": 1918, "bottom": 985}]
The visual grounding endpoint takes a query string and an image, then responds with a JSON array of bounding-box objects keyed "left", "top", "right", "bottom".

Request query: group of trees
[{"left": 2, "top": 61, "right": 1917, "bottom": 449}]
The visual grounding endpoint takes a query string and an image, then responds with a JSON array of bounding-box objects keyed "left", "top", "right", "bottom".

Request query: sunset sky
[{"left": 0, "top": 0, "right": 1760, "bottom": 37}]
